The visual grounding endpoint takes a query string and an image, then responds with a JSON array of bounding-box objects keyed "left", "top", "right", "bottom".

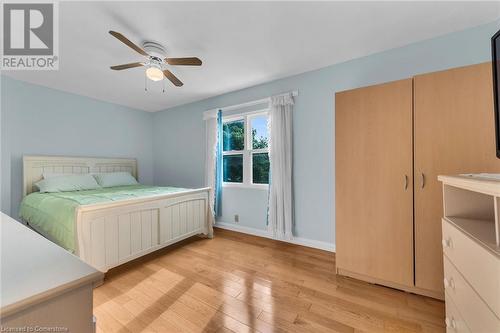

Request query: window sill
[{"left": 222, "top": 183, "right": 269, "bottom": 191}]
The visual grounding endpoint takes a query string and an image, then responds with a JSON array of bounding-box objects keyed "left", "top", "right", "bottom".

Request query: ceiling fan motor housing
[{"left": 142, "top": 41, "right": 166, "bottom": 61}]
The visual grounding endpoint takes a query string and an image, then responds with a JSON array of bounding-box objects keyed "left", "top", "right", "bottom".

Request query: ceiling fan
[{"left": 108, "top": 30, "right": 202, "bottom": 87}]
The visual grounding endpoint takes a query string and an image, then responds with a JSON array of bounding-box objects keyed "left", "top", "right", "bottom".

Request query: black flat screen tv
[{"left": 492, "top": 29, "right": 500, "bottom": 158}]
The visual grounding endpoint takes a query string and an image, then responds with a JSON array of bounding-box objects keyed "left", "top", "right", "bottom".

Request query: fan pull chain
[
  {"left": 162, "top": 78, "right": 165, "bottom": 93},
  {"left": 144, "top": 72, "right": 148, "bottom": 92}
]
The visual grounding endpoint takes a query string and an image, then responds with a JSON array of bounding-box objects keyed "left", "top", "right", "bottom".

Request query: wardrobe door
[
  {"left": 336, "top": 79, "right": 414, "bottom": 287},
  {"left": 414, "top": 62, "right": 499, "bottom": 294}
]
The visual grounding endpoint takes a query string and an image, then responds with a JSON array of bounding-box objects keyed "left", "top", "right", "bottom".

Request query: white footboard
[{"left": 75, "top": 189, "right": 211, "bottom": 272}]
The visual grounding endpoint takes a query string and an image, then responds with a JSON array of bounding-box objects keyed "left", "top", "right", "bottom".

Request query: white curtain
[
  {"left": 204, "top": 116, "right": 217, "bottom": 238},
  {"left": 268, "top": 93, "right": 294, "bottom": 240}
]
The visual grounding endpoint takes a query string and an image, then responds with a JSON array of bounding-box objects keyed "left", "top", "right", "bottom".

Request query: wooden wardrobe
[{"left": 335, "top": 62, "right": 500, "bottom": 299}]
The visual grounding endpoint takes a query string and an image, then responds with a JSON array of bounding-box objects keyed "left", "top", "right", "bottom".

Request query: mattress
[{"left": 19, "top": 185, "right": 188, "bottom": 252}]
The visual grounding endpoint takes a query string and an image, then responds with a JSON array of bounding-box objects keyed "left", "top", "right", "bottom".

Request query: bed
[{"left": 20, "top": 155, "right": 213, "bottom": 272}]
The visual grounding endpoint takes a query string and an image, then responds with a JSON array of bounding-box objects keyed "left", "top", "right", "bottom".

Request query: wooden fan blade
[
  {"left": 110, "top": 62, "right": 144, "bottom": 70},
  {"left": 109, "top": 30, "right": 149, "bottom": 57},
  {"left": 163, "top": 70, "right": 183, "bottom": 86},
  {"left": 165, "top": 57, "right": 202, "bottom": 66}
]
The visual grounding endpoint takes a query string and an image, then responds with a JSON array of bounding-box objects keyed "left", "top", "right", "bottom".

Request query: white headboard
[{"left": 23, "top": 155, "right": 138, "bottom": 196}]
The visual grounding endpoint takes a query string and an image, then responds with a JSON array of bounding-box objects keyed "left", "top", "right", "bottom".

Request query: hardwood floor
[{"left": 93, "top": 228, "right": 445, "bottom": 333}]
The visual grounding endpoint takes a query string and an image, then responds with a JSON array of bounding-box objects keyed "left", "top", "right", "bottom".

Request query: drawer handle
[
  {"left": 445, "top": 317, "right": 457, "bottom": 329},
  {"left": 443, "top": 277, "right": 455, "bottom": 290},
  {"left": 442, "top": 238, "right": 452, "bottom": 249}
]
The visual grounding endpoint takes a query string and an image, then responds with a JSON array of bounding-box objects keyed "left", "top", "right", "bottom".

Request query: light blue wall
[
  {"left": 1, "top": 76, "right": 154, "bottom": 218},
  {"left": 153, "top": 20, "right": 500, "bottom": 244}
]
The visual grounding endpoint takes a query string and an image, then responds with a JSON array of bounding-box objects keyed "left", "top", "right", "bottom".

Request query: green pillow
[
  {"left": 93, "top": 172, "right": 138, "bottom": 187},
  {"left": 35, "top": 174, "right": 101, "bottom": 193}
]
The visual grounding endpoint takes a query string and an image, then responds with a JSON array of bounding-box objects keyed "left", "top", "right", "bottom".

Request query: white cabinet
[
  {"left": 0, "top": 213, "right": 103, "bottom": 332},
  {"left": 439, "top": 175, "right": 500, "bottom": 333}
]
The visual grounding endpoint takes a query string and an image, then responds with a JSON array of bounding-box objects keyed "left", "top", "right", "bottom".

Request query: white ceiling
[{"left": 3, "top": 1, "right": 500, "bottom": 112}]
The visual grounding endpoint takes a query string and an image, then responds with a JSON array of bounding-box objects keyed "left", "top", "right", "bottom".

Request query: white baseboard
[{"left": 214, "top": 222, "right": 335, "bottom": 252}]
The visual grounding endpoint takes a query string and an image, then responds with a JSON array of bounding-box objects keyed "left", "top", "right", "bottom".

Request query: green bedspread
[{"left": 19, "top": 185, "right": 188, "bottom": 253}]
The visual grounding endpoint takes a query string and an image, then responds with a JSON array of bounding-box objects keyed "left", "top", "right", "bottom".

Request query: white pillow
[
  {"left": 35, "top": 174, "right": 101, "bottom": 193},
  {"left": 93, "top": 172, "right": 138, "bottom": 187}
]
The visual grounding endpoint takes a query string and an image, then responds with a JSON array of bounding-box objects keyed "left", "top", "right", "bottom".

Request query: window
[{"left": 222, "top": 112, "right": 269, "bottom": 188}]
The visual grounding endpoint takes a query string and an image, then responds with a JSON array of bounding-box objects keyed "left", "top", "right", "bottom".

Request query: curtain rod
[{"left": 204, "top": 90, "right": 298, "bottom": 117}]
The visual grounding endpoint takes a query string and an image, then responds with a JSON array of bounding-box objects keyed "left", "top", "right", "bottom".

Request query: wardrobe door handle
[
  {"left": 404, "top": 175, "right": 408, "bottom": 190},
  {"left": 420, "top": 173, "right": 426, "bottom": 189}
]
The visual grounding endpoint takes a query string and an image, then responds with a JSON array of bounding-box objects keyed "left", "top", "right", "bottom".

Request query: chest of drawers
[{"left": 439, "top": 175, "right": 500, "bottom": 333}]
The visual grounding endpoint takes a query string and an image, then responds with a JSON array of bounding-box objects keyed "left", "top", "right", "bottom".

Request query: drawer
[
  {"left": 445, "top": 295, "right": 471, "bottom": 333},
  {"left": 444, "top": 256, "right": 500, "bottom": 333},
  {"left": 442, "top": 219, "right": 500, "bottom": 317}
]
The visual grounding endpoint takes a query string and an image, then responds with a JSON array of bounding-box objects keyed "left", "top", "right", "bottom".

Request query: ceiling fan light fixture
[{"left": 146, "top": 65, "right": 163, "bottom": 81}]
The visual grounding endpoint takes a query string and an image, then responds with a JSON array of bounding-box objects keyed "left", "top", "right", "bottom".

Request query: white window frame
[{"left": 222, "top": 110, "right": 269, "bottom": 190}]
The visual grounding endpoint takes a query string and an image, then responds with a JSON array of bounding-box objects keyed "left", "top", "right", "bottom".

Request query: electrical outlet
[{"left": 234, "top": 214, "right": 239, "bottom": 223}]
